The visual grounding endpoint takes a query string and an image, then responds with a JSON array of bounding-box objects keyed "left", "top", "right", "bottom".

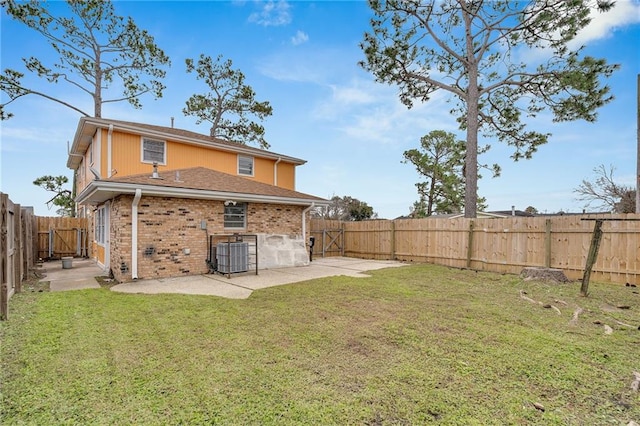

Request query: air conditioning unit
[{"left": 217, "top": 242, "right": 249, "bottom": 274}]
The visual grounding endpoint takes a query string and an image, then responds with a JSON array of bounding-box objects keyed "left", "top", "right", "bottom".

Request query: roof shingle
[{"left": 107, "top": 166, "right": 326, "bottom": 202}]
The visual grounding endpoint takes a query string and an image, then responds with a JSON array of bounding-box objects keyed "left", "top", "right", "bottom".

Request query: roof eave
[
  {"left": 67, "top": 117, "right": 307, "bottom": 170},
  {"left": 76, "top": 180, "right": 329, "bottom": 207}
]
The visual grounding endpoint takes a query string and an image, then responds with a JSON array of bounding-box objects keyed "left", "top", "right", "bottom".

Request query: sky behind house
[{"left": 1, "top": 0, "right": 639, "bottom": 219}]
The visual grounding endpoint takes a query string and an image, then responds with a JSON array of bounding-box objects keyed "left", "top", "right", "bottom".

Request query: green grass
[{"left": 1, "top": 264, "right": 639, "bottom": 425}]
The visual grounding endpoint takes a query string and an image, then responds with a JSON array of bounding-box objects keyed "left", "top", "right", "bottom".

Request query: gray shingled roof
[
  {"left": 109, "top": 167, "right": 325, "bottom": 201},
  {"left": 76, "top": 166, "right": 327, "bottom": 206}
]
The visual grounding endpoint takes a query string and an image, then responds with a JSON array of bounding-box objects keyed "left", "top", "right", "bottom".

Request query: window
[
  {"left": 89, "top": 140, "right": 94, "bottom": 165},
  {"left": 224, "top": 203, "right": 246, "bottom": 229},
  {"left": 142, "top": 138, "right": 166, "bottom": 164},
  {"left": 95, "top": 206, "right": 106, "bottom": 245},
  {"left": 238, "top": 155, "right": 254, "bottom": 176}
]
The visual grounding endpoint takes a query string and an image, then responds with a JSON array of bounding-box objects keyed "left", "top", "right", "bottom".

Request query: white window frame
[
  {"left": 141, "top": 137, "right": 166, "bottom": 165},
  {"left": 95, "top": 206, "right": 106, "bottom": 245},
  {"left": 238, "top": 155, "right": 254, "bottom": 176},
  {"left": 89, "top": 139, "right": 94, "bottom": 165},
  {"left": 224, "top": 203, "right": 247, "bottom": 229}
]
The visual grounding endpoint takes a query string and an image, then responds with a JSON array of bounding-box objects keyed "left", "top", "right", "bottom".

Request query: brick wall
[{"left": 107, "top": 195, "right": 307, "bottom": 282}]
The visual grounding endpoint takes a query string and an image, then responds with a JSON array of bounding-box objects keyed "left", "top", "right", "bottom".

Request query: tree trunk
[
  {"left": 94, "top": 50, "right": 102, "bottom": 117},
  {"left": 463, "top": 9, "right": 478, "bottom": 218}
]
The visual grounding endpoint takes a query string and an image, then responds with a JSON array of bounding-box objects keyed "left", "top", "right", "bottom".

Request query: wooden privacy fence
[
  {"left": 310, "top": 214, "right": 640, "bottom": 285},
  {"left": 37, "top": 216, "right": 88, "bottom": 260},
  {"left": 1, "top": 192, "right": 37, "bottom": 320}
]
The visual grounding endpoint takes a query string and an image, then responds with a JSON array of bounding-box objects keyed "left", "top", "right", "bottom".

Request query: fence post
[
  {"left": 390, "top": 220, "right": 396, "bottom": 260},
  {"left": 1, "top": 193, "right": 8, "bottom": 320},
  {"left": 13, "top": 203, "right": 21, "bottom": 293},
  {"left": 581, "top": 219, "right": 604, "bottom": 296},
  {"left": 466, "top": 220, "right": 474, "bottom": 268},
  {"left": 48, "top": 230, "right": 54, "bottom": 259},
  {"left": 544, "top": 219, "right": 552, "bottom": 268}
]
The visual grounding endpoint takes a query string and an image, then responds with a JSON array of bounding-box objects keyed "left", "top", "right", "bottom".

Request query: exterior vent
[{"left": 216, "top": 242, "right": 249, "bottom": 274}]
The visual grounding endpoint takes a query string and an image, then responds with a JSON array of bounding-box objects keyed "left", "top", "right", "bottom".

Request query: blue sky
[{"left": 1, "top": 0, "right": 639, "bottom": 219}]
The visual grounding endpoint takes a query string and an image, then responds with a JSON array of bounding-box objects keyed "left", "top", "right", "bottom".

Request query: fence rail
[{"left": 310, "top": 214, "right": 640, "bottom": 285}]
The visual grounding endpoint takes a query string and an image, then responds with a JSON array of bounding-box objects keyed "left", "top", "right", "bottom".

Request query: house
[{"left": 67, "top": 117, "right": 328, "bottom": 282}]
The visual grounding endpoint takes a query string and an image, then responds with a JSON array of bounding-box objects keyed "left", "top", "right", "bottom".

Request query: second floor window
[
  {"left": 238, "top": 155, "right": 254, "bottom": 176},
  {"left": 142, "top": 138, "right": 166, "bottom": 164}
]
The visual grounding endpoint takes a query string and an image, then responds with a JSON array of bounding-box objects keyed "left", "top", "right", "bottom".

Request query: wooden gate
[
  {"left": 320, "top": 228, "right": 344, "bottom": 257},
  {"left": 37, "top": 217, "right": 88, "bottom": 260}
]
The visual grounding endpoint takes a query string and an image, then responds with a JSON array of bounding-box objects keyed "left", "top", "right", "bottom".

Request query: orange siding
[
  {"left": 94, "top": 242, "right": 105, "bottom": 266},
  {"left": 90, "top": 129, "right": 297, "bottom": 189},
  {"left": 254, "top": 157, "right": 273, "bottom": 184},
  {"left": 277, "top": 163, "right": 296, "bottom": 190}
]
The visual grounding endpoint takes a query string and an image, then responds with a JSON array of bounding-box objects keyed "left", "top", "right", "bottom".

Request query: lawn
[{"left": 1, "top": 263, "right": 638, "bottom": 425}]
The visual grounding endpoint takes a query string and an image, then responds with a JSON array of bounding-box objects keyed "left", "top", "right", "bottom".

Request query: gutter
[
  {"left": 76, "top": 180, "right": 329, "bottom": 207},
  {"left": 301, "top": 202, "right": 315, "bottom": 241},
  {"left": 131, "top": 189, "right": 142, "bottom": 280},
  {"left": 273, "top": 157, "right": 281, "bottom": 186},
  {"left": 107, "top": 124, "right": 113, "bottom": 177},
  {"left": 69, "top": 117, "right": 306, "bottom": 167}
]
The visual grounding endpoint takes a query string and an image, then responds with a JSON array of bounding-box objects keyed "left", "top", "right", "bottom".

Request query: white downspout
[
  {"left": 273, "top": 157, "right": 281, "bottom": 186},
  {"left": 107, "top": 124, "right": 113, "bottom": 178},
  {"left": 131, "top": 189, "right": 142, "bottom": 279},
  {"left": 301, "top": 202, "right": 315, "bottom": 241}
]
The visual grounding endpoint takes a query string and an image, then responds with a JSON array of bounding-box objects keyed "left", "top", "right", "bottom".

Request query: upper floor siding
[{"left": 75, "top": 127, "right": 297, "bottom": 195}]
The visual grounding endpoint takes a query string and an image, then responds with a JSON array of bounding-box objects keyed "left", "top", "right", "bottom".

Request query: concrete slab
[
  {"left": 38, "top": 258, "right": 107, "bottom": 292},
  {"left": 111, "top": 257, "right": 408, "bottom": 299}
]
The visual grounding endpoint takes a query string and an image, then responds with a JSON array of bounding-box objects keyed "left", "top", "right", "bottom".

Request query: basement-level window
[
  {"left": 238, "top": 155, "right": 254, "bottom": 176},
  {"left": 141, "top": 138, "right": 166, "bottom": 164},
  {"left": 224, "top": 203, "right": 247, "bottom": 229}
]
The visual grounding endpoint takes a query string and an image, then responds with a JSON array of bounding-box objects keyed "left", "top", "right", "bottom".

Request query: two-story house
[{"left": 67, "top": 117, "right": 327, "bottom": 282}]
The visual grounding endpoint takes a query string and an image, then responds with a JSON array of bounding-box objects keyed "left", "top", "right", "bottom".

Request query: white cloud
[
  {"left": 291, "top": 30, "right": 309, "bottom": 46},
  {"left": 520, "top": 1, "right": 640, "bottom": 62},
  {"left": 312, "top": 78, "right": 457, "bottom": 146},
  {"left": 258, "top": 48, "right": 346, "bottom": 84},
  {"left": 248, "top": 0, "right": 292, "bottom": 27},
  {"left": 570, "top": 0, "right": 640, "bottom": 48}
]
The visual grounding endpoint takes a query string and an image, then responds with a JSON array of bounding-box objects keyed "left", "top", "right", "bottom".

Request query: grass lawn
[{"left": 1, "top": 263, "right": 639, "bottom": 425}]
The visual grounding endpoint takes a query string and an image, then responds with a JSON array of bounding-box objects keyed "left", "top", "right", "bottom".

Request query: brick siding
[{"left": 105, "top": 195, "right": 306, "bottom": 282}]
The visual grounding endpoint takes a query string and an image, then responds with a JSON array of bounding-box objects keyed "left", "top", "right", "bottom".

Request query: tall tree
[
  {"left": 0, "top": 0, "right": 170, "bottom": 119},
  {"left": 574, "top": 164, "right": 636, "bottom": 213},
  {"left": 184, "top": 54, "right": 273, "bottom": 149},
  {"left": 403, "top": 130, "right": 497, "bottom": 216},
  {"left": 315, "top": 195, "right": 377, "bottom": 221},
  {"left": 361, "top": 0, "right": 619, "bottom": 218},
  {"left": 33, "top": 175, "right": 74, "bottom": 217}
]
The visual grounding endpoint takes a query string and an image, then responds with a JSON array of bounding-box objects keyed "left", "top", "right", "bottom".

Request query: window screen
[
  {"left": 142, "top": 138, "right": 166, "bottom": 164},
  {"left": 238, "top": 156, "right": 254, "bottom": 176},
  {"left": 224, "top": 203, "right": 246, "bottom": 228}
]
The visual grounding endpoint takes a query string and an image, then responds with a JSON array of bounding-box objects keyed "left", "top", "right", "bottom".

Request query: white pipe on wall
[
  {"left": 131, "top": 188, "right": 142, "bottom": 279},
  {"left": 107, "top": 124, "right": 113, "bottom": 178},
  {"left": 273, "top": 157, "right": 281, "bottom": 186},
  {"left": 301, "top": 202, "right": 315, "bottom": 241}
]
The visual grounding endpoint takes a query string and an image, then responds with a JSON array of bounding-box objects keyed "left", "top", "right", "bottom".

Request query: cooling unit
[{"left": 216, "top": 242, "right": 249, "bottom": 274}]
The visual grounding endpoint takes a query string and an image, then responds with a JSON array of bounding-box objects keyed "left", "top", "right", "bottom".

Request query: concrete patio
[{"left": 37, "top": 257, "right": 407, "bottom": 299}]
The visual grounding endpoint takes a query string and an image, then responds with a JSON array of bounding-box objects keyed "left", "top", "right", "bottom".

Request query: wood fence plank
[
  {"left": 1, "top": 193, "right": 8, "bottom": 320},
  {"left": 310, "top": 214, "right": 640, "bottom": 285}
]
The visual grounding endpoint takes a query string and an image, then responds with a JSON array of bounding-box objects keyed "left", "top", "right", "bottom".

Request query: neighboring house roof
[
  {"left": 76, "top": 166, "right": 328, "bottom": 207},
  {"left": 67, "top": 117, "right": 307, "bottom": 170}
]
